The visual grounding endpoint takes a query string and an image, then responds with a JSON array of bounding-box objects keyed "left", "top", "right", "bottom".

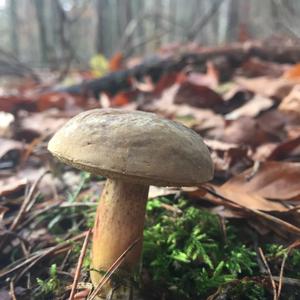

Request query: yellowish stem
[{"left": 90, "top": 178, "right": 149, "bottom": 298}]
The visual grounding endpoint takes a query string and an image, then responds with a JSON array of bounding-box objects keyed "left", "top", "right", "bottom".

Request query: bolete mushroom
[{"left": 48, "top": 108, "right": 213, "bottom": 299}]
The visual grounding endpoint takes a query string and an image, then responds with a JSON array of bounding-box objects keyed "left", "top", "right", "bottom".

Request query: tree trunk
[
  {"left": 33, "top": 0, "right": 48, "bottom": 64},
  {"left": 9, "top": 0, "right": 19, "bottom": 57},
  {"left": 95, "top": 0, "right": 107, "bottom": 54}
]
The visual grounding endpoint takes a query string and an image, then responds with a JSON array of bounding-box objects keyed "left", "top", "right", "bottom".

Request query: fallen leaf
[
  {"left": 17, "top": 111, "right": 69, "bottom": 139},
  {"left": 205, "top": 139, "right": 252, "bottom": 179},
  {"left": 109, "top": 52, "right": 124, "bottom": 71},
  {"left": 253, "top": 143, "right": 277, "bottom": 161},
  {"left": 235, "top": 76, "right": 295, "bottom": 100},
  {"left": 216, "top": 184, "right": 288, "bottom": 211},
  {"left": 142, "top": 84, "right": 222, "bottom": 128},
  {"left": 267, "top": 136, "right": 300, "bottom": 161},
  {"left": 221, "top": 161, "right": 300, "bottom": 201},
  {"left": 174, "top": 80, "right": 224, "bottom": 111},
  {"left": 240, "top": 58, "right": 284, "bottom": 78},
  {"left": 283, "top": 63, "right": 300, "bottom": 80},
  {"left": 222, "top": 116, "right": 278, "bottom": 147},
  {"left": 132, "top": 76, "right": 155, "bottom": 92},
  {"left": 0, "top": 95, "right": 36, "bottom": 113},
  {"left": 110, "top": 91, "right": 137, "bottom": 107},
  {"left": 225, "top": 94, "right": 273, "bottom": 120},
  {"left": 0, "top": 177, "right": 27, "bottom": 197},
  {"left": 279, "top": 85, "right": 300, "bottom": 115},
  {"left": 0, "top": 111, "right": 15, "bottom": 138},
  {"left": 153, "top": 72, "right": 178, "bottom": 96}
]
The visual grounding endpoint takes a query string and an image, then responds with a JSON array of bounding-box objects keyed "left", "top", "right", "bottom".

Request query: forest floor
[{"left": 1, "top": 39, "right": 300, "bottom": 299}]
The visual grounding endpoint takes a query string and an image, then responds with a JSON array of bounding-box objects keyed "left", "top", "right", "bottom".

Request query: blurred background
[{"left": 0, "top": 0, "right": 299, "bottom": 71}]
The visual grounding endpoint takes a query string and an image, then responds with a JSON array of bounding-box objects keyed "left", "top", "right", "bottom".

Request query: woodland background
[{"left": 0, "top": 0, "right": 299, "bottom": 71}]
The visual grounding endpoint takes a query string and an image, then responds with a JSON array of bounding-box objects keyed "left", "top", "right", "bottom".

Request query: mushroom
[{"left": 48, "top": 108, "right": 213, "bottom": 299}]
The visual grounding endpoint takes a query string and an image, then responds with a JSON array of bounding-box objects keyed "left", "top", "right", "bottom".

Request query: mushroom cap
[{"left": 48, "top": 109, "right": 213, "bottom": 186}]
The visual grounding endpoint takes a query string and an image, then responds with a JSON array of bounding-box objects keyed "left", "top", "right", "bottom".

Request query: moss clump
[{"left": 142, "top": 197, "right": 300, "bottom": 299}]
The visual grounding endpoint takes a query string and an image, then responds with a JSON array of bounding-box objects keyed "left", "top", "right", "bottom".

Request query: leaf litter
[{"left": 1, "top": 40, "right": 300, "bottom": 299}]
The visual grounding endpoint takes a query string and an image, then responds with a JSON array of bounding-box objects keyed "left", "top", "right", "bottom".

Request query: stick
[
  {"left": 69, "top": 229, "right": 92, "bottom": 300},
  {"left": 258, "top": 247, "right": 277, "bottom": 300}
]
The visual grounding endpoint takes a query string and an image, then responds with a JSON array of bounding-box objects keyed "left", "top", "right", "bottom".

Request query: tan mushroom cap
[{"left": 48, "top": 109, "right": 213, "bottom": 186}]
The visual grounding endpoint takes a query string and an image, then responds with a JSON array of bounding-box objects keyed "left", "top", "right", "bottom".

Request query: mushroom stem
[{"left": 91, "top": 178, "right": 149, "bottom": 297}]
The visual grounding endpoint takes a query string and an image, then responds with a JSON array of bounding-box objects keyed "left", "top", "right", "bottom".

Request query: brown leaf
[
  {"left": 109, "top": 52, "right": 124, "bottom": 71},
  {"left": 110, "top": 91, "right": 137, "bottom": 107},
  {"left": 225, "top": 94, "right": 273, "bottom": 120},
  {"left": 279, "top": 85, "right": 300, "bottom": 116},
  {"left": 0, "top": 177, "right": 27, "bottom": 197},
  {"left": 216, "top": 184, "right": 288, "bottom": 212},
  {"left": 235, "top": 76, "right": 295, "bottom": 100},
  {"left": 267, "top": 136, "right": 300, "bottom": 161},
  {"left": 283, "top": 63, "right": 300, "bottom": 80},
  {"left": 0, "top": 95, "right": 36, "bottom": 113},
  {"left": 17, "top": 111, "right": 69, "bottom": 140},
  {"left": 174, "top": 80, "right": 224, "bottom": 111},
  {"left": 221, "top": 161, "right": 300, "bottom": 201},
  {"left": 240, "top": 58, "right": 284, "bottom": 78},
  {"left": 222, "top": 116, "right": 278, "bottom": 147},
  {"left": 205, "top": 139, "right": 252, "bottom": 179}
]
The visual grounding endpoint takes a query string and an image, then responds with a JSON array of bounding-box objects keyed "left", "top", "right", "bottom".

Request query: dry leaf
[
  {"left": 174, "top": 80, "right": 224, "bottom": 111},
  {"left": 0, "top": 111, "right": 15, "bottom": 138},
  {"left": 225, "top": 94, "right": 273, "bottom": 120},
  {"left": 235, "top": 76, "right": 295, "bottom": 100},
  {"left": 279, "top": 85, "right": 300, "bottom": 115},
  {"left": 221, "top": 161, "right": 300, "bottom": 201},
  {"left": 216, "top": 184, "right": 288, "bottom": 212},
  {"left": 267, "top": 136, "right": 300, "bottom": 161},
  {"left": 222, "top": 116, "right": 278, "bottom": 147},
  {"left": 283, "top": 63, "right": 300, "bottom": 80}
]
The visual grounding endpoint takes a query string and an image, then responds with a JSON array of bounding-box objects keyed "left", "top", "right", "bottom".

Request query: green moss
[{"left": 142, "top": 197, "right": 300, "bottom": 299}]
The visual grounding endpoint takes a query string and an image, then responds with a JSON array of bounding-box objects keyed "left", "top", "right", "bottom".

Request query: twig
[
  {"left": 69, "top": 229, "right": 92, "bottom": 300},
  {"left": 0, "top": 231, "right": 88, "bottom": 280},
  {"left": 277, "top": 240, "right": 300, "bottom": 299},
  {"left": 0, "top": 171, "right": 50, "bottom": 251},
  {"left": 88, "top": 238, "right": 140, "bottom": 300},
  {"left": 9, "top": 280, "right": 17, "bottom": 300},
  {"left": 277, "top": 251, "right": 288, "bottom": 299},
  {"left": 10, "top": 170, "right": 49, "bottom": 231},
  {"left": 258, "top": 247, "right": 277, "bottom": 300}
]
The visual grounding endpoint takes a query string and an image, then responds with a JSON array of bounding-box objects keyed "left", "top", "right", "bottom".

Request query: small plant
[{"left": 36, "top": 264, "right": 60, "bottom": 297}]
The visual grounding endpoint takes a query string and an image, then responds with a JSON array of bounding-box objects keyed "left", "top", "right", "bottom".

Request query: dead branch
[{"left": 56, "top": 41, "right": 300, "bottom": 97}]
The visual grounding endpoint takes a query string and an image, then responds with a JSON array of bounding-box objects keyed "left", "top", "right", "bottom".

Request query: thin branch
[
  {"left": 69, "top": 229, "right": 92, "bottom": 300},
  {"left": 258, "top": 247, "right": 277, "bottom": 300}
]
